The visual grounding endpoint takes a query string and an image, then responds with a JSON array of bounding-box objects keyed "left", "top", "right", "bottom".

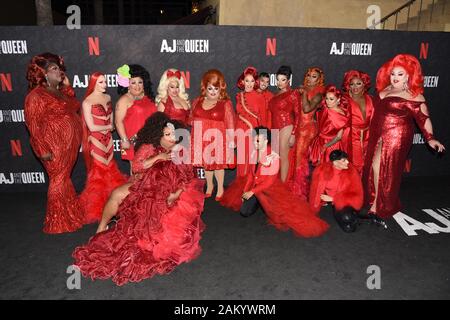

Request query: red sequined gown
[
  {"left": 292, "top": 86, "right": 325, "bottom": 199},
  {"left": 268, "top": 89, "right": 301, "bottom": 183},
  {"left": 346, "top": 94, "right": 374, "bottom": 174},
  {"left": 235, "top": 91, "right": 266, "bottom": 177},
  {"left": 363, "top": 96, "right": 434, "bottom": 219},
  {"left": 190, "top": 97, "right": 236, "bottom": 170},
  {"left": 122, "top": 96, "right": 157, "bottom": 161},
  {"left": 161, "top": 96, "right": 189, "bottom": 124},
  {"left": 80, "top": 101, "right": 127, "bottom": 224},
  {"left": 310, "top": 106, "right": 350, "bottom": 166},
  {"left": 220, "top": 147, "right": 329, "bottom": 237},
  {"left": 24, "top": 86, "right": 83, "bottom": 234},
  {"left": 73, "top": 144, "right": 205, "bottom": 286}
]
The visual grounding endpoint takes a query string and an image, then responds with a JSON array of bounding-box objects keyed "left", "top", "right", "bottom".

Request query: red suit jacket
[{"left": 309, "top": 162, "right": 363, "bottom": 214}]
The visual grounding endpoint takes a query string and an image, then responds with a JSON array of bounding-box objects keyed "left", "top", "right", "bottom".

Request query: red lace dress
[
  {"left": 24, "top": 86, "right": 83, "bottom": 234},
  {"left": 292, "top": 86, "right": 325, "bottom": 199},
  {"left": 235, "top": 91, "right": 266, "bottom": 177},
  {"left": 161, "top": 96, "right": 189, "bottom": 124},
  {"left": 80, "top": 102, "right": 127, "bottom": 224},
  {"left": 363, "top": 96, "right": 435, "bottom": 219},
  {"left": 73, "top": 144, "right": 205, "bottom": 286},
  {"left": 346, "top": 94, "right": 374, "bottom": 174},
  {"left": 122, "top": 96, "right": 157, "bottom": 160},
  {"left": 310, "top": 106, "right": 350, "bottom": 166},
  {"left": 220, "top": 147, "right": 329, "bottom": 237},
  {"left": 190, "top": 97, "right": 236, "bottom": 170}
]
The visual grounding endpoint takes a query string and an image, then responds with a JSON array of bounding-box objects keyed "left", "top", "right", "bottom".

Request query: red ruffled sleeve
[{"left": 132, "top": 144, "right": 156, "bottom": 174}]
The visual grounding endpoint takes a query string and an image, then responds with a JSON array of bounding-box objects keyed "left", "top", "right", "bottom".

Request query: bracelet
[{"left": 121, "top": 137, "right": 129, "bottom": 142}]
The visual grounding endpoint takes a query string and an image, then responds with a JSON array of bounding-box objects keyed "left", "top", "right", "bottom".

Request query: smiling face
[
  {"left": 390, "top": 66, "right": 409, "bottom": 89},
  {"left": 243, "top": 74, "right": 255, "bottom": 93},
  {"left": 259, "top": 76, "right": 270, "bottom": 91},
  {"left": 206, "top": 82, "right": 220, "bottom": 100},
  {"left": 276, "top": 74, "right": 289, "bottom": 90},
  {"left": 349, "top": 77, "right": 365, "bottom": 96},
  {"left": 95, "top": 75, "right": 107, "bottom": 93},
  {"left": 160, "top": 125, "right": 176, "bottom": 149},
  {"left": 167, "top": 79, "right": 180, "bottom": 98},
  {"left": 305, "top": 70, "right": 320, "bottom": 87},
  {"left": 128, "top": 76, "right": 144, "bottom": 96},
  {"left": 325, "top": 92, "right": 340, "bottom": 108}
]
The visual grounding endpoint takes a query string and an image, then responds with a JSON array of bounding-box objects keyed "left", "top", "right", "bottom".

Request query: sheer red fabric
[
  {"left": 161, "top": 96, "right": 189, "bottom": 124},
  {"left": 80, "top": 102, "right": 127, "bottom": 224},
  {"left": 73, "top": 146, "right": 205, "bottom": 286},
  {"left": 24, "top": 86, "right": 84, "bottom": 234},
  {"left": 363, "top": 96, "right": 434, "bottom": 219}
]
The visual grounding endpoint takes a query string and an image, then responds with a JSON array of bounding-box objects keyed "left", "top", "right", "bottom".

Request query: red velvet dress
[
  {"left": 24, "top": 86, "right": 83, "bottom": 234},
  {"left": 346, "top": 94, "right": 374, "bottom": 174},
  {"left": 190, "top": 97, "right": 235, "bottom": 170},
  {"left": 220, "top": 147, "right": 329, "bottom": 237},
  {"left": 292, "top": 86, "right": 325, "bottom": 199},
  {"left": 235, "top": 91, "right": 266, "bottom": 177},
  {"left": 80, "top": 102, "right": 127, "bottom": 224},
  {"left": 161, "top": 96, "right": 189, "bottom": 124},
  {"left": 310, "top": 106, "right": 350, "bottom": 166},
  {"left": 73, "top": 144, "right": 205, "bottom": 286},
  {"left": 122, "top": 96, "right": 157, "bottom": 161},
  {"left": 268, "top": 89, "right": 301, "bottom": 182},
  {"left": 363, "top": 96, "right": 434, "bottom": 219}
]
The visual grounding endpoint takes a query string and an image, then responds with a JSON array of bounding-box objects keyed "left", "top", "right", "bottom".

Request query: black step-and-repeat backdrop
[{"left": 0, "top": 25, "right": 449, "bottom": 192}]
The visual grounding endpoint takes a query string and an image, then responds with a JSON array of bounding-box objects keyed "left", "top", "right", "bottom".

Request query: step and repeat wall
[{"left": 0, "top": 25, "right": 449, "bottom": 192}]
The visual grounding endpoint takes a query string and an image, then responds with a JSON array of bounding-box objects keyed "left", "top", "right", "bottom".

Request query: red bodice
[
  {"left": 162, "top": 96, "right": 189, "bottom": 124},
  {"left": 269, "top": 89, "right": 300, "bottom": 131}
]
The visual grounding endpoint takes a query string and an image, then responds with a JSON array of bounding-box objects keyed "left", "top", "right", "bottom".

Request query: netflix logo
[
  {"left": 88, "top": 37, "right": 100, "bottom": 56},
  {"left": 1, "top": 73, "right": 12, "bottom": 92}
]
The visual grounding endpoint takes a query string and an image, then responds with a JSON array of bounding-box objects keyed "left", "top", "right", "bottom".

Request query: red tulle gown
[
  {"left": 310, "top": 106, "right": 350, "bottom": 166},
  {"left": 190, "top": 97, "right": 235, "bottom": 170},
  {"left": 220, "top": 147, "right": 329, "bottom": 237},
  {"left": 161, "top": 96, "right": 189, "bottom": 124},
  {"left": 73, "top": 144, "right": 205, "bottom": 286},
  {"left": 346, "top": 94, "right": 374, "bottom": 174},
  {"left": 24, "top": 86, "right": 83, "bottom": 234},
  {"left": 235, "top": 91, "right": 266, "bottom": 177},
  {"left": 79, "top": 101, "right": 127, "bottom": 224},
  {"left": 292, "top": 86, "right": 325, "bottom": 199},
  {"left": 122, "top": 96, "right": 157, "bottom": 161},
  {"left": 363, "top": 96, "right": 434, "bottom": 219},
  {"left": 268, "top": 89, "right": 301, "bottom": 183}
]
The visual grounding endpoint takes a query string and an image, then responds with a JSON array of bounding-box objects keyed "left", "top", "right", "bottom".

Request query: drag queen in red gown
[
  {"left": 293, "top": 67, "right": 326, "bottom": 199},
  {"left": 363, "top": 54, "right": 445, "bottom": 220},
  {"left": 220, "top": 126, "right": 329, "bottom": 237},
  {"left": 73, "top": 112, "right": 205, "bottom": 286},
  {"left": 310, "top": 85, "right": 350, "bottom": 166},
  {"left": 342, "top": 70, "right": 374, "bottom": 174},
  {"left": 190, "top": 69, "right": 236, "bottom": 200},
  {"left": 79, "top": 72, "right": 127, "bottom": 224},
  {"left": 156, "top": 68, "right": 190, "bottom": 124},
  {"left": 114, "top": 64, "right": 157, "bottom": 167},
  {"left": 268, "top": 66, "right": 300, "bottom": 183},
  {"left": 24, "top": 53, "right": 84, "bottom": 234}
]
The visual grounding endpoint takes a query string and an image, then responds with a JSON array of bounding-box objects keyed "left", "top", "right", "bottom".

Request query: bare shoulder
[
  {"left": 411, "top": 94, "right": 426, "bottom": 103},
  {"left": 116, "top": 94, "right": 133, "bottom": 108}
]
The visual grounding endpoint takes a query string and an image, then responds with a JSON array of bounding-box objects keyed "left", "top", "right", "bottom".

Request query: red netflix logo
[
  {"left": 266, "top": 38, "right": 276, "bottom": 56},
  {"left": 11, "top": 140, "right": 22, "bottom": 157},
  {"left": 181, "top": 71, "right": 190, "bottom": 89},
  {"left": 419, "top": 43, "right": 429, "bottom": 59},
  {"left": 1, "top": 73, "right": 12, "bottom": 92},
  {"left": 404, "top": 159, "right": 412, "bottom": 173},
  {"left": 88, "top": 37, "right": 100, "bottom": 56}
]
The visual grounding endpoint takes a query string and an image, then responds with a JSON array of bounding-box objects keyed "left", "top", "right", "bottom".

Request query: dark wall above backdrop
[{"left": 0, "top": 25, "right": 449, "bottom": 192}]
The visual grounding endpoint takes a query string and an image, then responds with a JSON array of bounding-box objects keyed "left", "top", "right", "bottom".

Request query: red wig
[
  {"left": 376, "top": 54, "right": 424, "bottom": 97},
  {"left": 84, "top": 72, "right": 104, "bottom": 99},
  {"left": 200, "top": 69, "right": 230, "bottom": 100},
  {"left": 342, "top": 70, "right": 371, "bottom": 93},
  {"left": 322, "top": 84, "right": 348, "bottom": 110},
  {"left": 303, "top": 67, "right": 325, "bottom": 87},
  {"left": 236, "top": 66, "right": 259, "bottom": 91},
  {"left": 26, "top": 52, "right": 66, "bottom": 90}
]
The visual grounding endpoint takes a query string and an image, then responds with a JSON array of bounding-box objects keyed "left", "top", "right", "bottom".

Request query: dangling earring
[
  {"left": 45, "top": 75, "right": 50, "bottom": 87},
  {"left": 402, "top": 81, "right": 409, "bottom": 91}
]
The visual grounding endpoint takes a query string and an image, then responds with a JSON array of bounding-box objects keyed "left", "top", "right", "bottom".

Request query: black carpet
[{"left": 1, "top": 176, "right": 449, "bottom": 300}]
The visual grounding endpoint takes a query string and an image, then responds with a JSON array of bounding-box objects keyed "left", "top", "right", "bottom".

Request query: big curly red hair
[
  {"left": 26, "top": 52, "right": 65, "bottom": 90},
  {"left": 200, "top": 69, "right": 229, "bottom": 100}
]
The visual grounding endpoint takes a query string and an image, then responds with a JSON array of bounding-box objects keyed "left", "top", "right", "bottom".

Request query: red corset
[
  {"left": 163, "top": 96, "right": 189, "bottom": 124},
  {"left": 89, "top": 102, "right": 114, "bottom": 161}
]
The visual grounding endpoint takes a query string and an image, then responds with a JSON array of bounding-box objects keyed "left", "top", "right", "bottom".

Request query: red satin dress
[
  {"left": 190, "top": 97, "right": 236, "bottom": 170},
  {"left": 347, "top": 94, "right": 374, "bottom": 174},
  {"left": 310, "top": 106, "right": 350, "bottom": 166},
  {"left": 24, "top": 86, "right": 83, "bottom": 234},
  {"left": 268, "top": 89, "right": 301, "bottom": 182},
  {"left": 161, "top": 96, "right": 189, "bottom": 124},
  {"left": 79, "top": 101, "right": 127, "bottom": 224},
  {"left": 292, "top": 86, "right": 325, "bottom": 199},
  {"left": 73, "top": 144, "right": 205, "bottom": 286},
  {"left": 122, "top": 96, "right": 157, "bottom": 161},
  {"left": 220, "top": 147, "right": 329, "bottom": 237},
  {"left": 363, "top": 96, "right": 434, "bottom": 219},
  {"left": 235, "top": 91, "right": 266, "bottom": 177}
]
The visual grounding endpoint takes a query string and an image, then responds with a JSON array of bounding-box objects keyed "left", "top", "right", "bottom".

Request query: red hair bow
[{"left": 167, "top": 70, "right": 181, "bottom": 79}]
